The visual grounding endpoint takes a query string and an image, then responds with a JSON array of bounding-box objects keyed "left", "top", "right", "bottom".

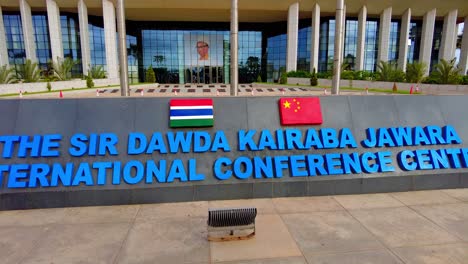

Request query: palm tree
[
  {"left": 433, "top": 59, "right": 461, "bottom": 84},
  {"left": 0, "top": 65, "right": 17, "bottom": 84},
  {"left": 52, "top": 57, "right": 80, "bottom": 81},
  {"left": 16, "top": 59, "right": 41, "bottom": 83},
  {"left": 406, "top": 61, "right": 427, "bottom": 84},
  {"left": 376, "top": 61, "right": 394, "bottom": 81}
]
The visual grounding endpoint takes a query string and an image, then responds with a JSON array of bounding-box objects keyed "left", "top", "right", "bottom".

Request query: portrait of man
[{"left": 196, "top": 41, "right": 209, "bottom": 60}]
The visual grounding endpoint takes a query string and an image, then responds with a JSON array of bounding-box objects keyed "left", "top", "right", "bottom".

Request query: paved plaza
[{"left": 1, "top": 188, "right": 468, "bottom": 263}]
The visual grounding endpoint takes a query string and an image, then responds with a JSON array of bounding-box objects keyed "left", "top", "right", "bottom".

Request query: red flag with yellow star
[{"left": 279, "top": 97, "right": 323, "bottom": 125}]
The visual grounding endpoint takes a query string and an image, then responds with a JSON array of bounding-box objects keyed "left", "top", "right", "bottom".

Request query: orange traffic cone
[
  {"left": 174, "top": 90, "right": 178, "bottom": 96},
  {"left": 409, "top": 85, "right": 414, "bottom": 94},
  {"left": 140, "top": 89, "right": 144, "bottom": 96},
  {"left": 365, "top": 87, "right": 369, "bottom": 95},
  {"left": 59, "top": 90, "right": 63, "bottom": 98},
  {"left": 19, "top": 90, "right": 23, "bottom": 98}
]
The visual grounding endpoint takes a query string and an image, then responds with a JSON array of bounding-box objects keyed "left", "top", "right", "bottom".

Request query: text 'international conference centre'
[{"left": 0, "top": 0, "right": 467, "bottom": 84}]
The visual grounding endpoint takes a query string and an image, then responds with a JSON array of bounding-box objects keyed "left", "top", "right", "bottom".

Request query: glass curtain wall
[
  {"left": 388, "top": 20, "right": 400, "bottom": 63},
  {"left": 407, "top": 21, "right": 422, "bottom": 64},
  {"left": 344, "top": 19, "right": 358, "bottom": 70},
  {"left": 61, "top": 14, "right": 82, "bottom": 77},
  {"left": 3, "top": 13, "right": 26, "bottom": 67},
  {"left": 32, "top": 14, "right": 51, "bottom": 73},
  {"left": 297, "top": 26, "right": 311, "bottom": 71},
  {"left": 364, "top": 19, "right": 379, "bottom": 72},
  {"left": 430, "top": 21, "right": 444, "bottom": 71}
]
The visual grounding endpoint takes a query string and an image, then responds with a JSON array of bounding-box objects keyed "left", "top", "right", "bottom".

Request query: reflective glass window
[{"left": 3, "top": 13, "right": 26, "bottom": 66}]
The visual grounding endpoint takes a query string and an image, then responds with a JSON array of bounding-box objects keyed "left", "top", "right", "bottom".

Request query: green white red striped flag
[{"left": 169, "top": 99, "right": 214, "bottom": 128}]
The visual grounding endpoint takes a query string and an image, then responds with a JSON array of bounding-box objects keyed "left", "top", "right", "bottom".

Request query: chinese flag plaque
[{"left": 279, "top": 97, "right": 323, "bottom": 125}]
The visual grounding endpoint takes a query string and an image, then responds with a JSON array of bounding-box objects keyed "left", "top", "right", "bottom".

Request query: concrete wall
[
  {"left": 0, "top": 96, "right": 468, "bottom": 210},
  {"left": 0, "top": 78, "right": 120, "bottom": 94},
  {"left": 286, "top": 77, "right": 468, "bottom": 93}
]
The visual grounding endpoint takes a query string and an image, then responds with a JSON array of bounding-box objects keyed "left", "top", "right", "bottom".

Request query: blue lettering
[
  {"left": 378, "top": 129, "right": 396, "bottom": 147},
  {"left": 193, "top": 132, "right": 209, "bottom": 153},
  {"left": 306, "top": 155, "right": 327, "bottom": 176},
  {"left": 238, "top": 130, "right": 257, "bottom": 151},
  {"left": 429, "top": 149, "right": 450, "bottom": 169},
  {"left": 339, "top": 128, "right": 357, "bottom": 148},
  {"left": 290, "top": 155, "right": 308, "bottom": 177},
  {"left": 146, "top": 133, "right": 167, "bottom": 154},
  {"left": 285, "top": 129, "right": 305, "bottom": 149},
  {"left": 444, "top": 125, "right": 462, "bottom": 144},
  {"left": 325, "top": 153, "right": 344, "bottom": 175},
  {"left": 213, "top": 157, "right": 232, "bottom": 180},
  {"left": 41, "top": 134, "right": 61, "bottom": 157},
  {"left": 93, "top": 162, "right": 112, "bottom": 185},
  {"left": 361, "top": 152, "right": 378, "bottom": 173},
  {"left": 211, "top": 131, "right": 230, "bottom": 152},
  {"left": 341, "top": 153, "right": 362, "bottom": 174},
  {"left": 128, "top": 133, "right": 147, "bottom": 155},
  {"left": 398, "top": 150, "right": 417, "bottom": 171},
  {"left": 390, "top": 127, "right": 412, "bottom": 146},
  {"left": 167, "top": 131, "right": 192, "bottom": 153},
  {"left": 146, "top": 160, "right": 167, "bottom": 183},
  {"left": 377, "top": 151, "right": 395, "bottom": 172},
  {"left": 253, "top": 156, "right": 274, "bottom": 178},
  {"left": 8, "top": 164, "right": 29, "bottom": 188},
  {"left": 50, "top": 163, "right": 73, "bottom": 187},
  {"left": 69, "top": 134, "right": 88, "bottom": 157},
  {"left": 258, "top": 130, "right": 277, "bottom": 150},
  {"left": 0, "top": 135, "right": 19, "bottom": 158},
  {"left": 99, "top": 133, "right": 118, "bottom": 155},
  {"left": 72, "top": 163, "right": 93, "bottom": 186},
  {"left": 362, "top": 128, "right": 377, "bottom": 148},
  {"left": 304, "top": 129, "right": 323, "bottom": 149},
  {"left": 413, "top": 126, "right": 430, "bottom": 145},
  {"left": 424, "top": 126, "right": 445, "bottom": 145},
  {"left": 29, "top": 163, "right": 50, "bottom": 187},
  {"left": 273, "top": 156, "right": 289, "bottom": 177},
  {"left": 189, "top": 159, "right": 204, "bottom": 181},
  {"left": 123, "top": 161, "right": 144, "bottom": 184},
  {"left": 18, "top": 135, "right": 42, "bottom": 158},
  {"left": 167, "top": 160, "right": 188, "bottom": 182},
  {"left": 233, "top": 157, "right": 253, "bottom": 179}
]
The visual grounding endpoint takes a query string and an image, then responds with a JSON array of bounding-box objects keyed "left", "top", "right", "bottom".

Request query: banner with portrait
[{"left": 184, "top": 33, "right": 224, "bottom": 67}]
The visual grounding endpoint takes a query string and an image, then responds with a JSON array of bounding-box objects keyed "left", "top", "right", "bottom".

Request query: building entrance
[{"left": 186, "top": 66, "right": 224, "bottom": 84}]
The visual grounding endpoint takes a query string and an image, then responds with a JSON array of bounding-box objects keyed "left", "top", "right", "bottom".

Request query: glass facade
[
  {"left": 0, "top": 10, "right": 459, "bottom": 83},
  {"left": 388, "top": 20, "right": 400, "bottom": 63},
  {"left": 61, "top": 14, "right": 82, "bottom": 76},
  {"left": 3, "top": 13, "right": 26, "bottom": 66},
  {"left": 297, "top": 27, "right": 311, "bottom": 71},
  {"left": 89, "top": 19, "right": 106, "bottom": 70},
  {"left": 344, "top": 19, "right": 358, "bottom": 70},
  {"left": 364, "top": 20, "right": 379, "bottom": 72},
  {"left": 430, "top": 21, "right": 444, "bottom": 71},
  {"left": 32, "top": 14, "right": 51, "bottom": 72},
  {"left": 318, "top": 18, "right": 335, "bottom": 72},
  {"left": 266, "top": 33, "right": 286, "bottom": 82},
  {"left": 407, "top": 21, "right": 422, "bottom": 64}
]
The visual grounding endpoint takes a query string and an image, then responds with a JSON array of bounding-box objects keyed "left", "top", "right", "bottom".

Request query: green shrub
[
  {"left": 86, "top": 75, "right": 94, "bottom": 88},
  {"left": 256, "top": 75, "right": 262, "bottom": 82},
  {"left": 317, "top": 71, "right": 332, "bottom": 79},
  {"left": 460, "top": 75, "right": 468, "bottom": 85},
  {"left": 376, "top": 61, "right": 405, "bottom": 82},
  {"left": 279, "top": 73, "right": 287, "bottom": 84},
  {"left": 145, "top": 66, "right": 156, "bottom": 83},
  {"left": 0, "top": 65, "right": 17, "bottom": 84},
  {"left": 52, "top": 57, "right": 80, "bottom": 81},
  {"left": 286, "top": 70, "right": 311, "bottom": 78},
  {"left": 89, "top": 65, "right": 106, "bottom": 79},
  {"left": 310, "top": 68, "right": 318, "bottom": 86},
  {"left": 406, "top": 61, "right": 427, "bottom": 83},
  {"left": 46, "top": 81, "right": 52, "bottom": 91},
  {"left": 16, "top": 59, "right": 41, "bottom": 83},
  {"left": 432, "top": 59, "right": 461, "bottom": 84},
  {"left": 422, "top": 74, "right": 440, "bottom": 84},
  {"left": 341, "top": 70, "right": 355, "bottom": 80}
]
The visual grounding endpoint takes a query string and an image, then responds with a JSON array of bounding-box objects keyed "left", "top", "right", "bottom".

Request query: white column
[
  {"left": 286, "top": 2, "right": 299, "bottom": 72},
  {"left": 439, "top": 9, "right": 458, "bottom": 61},
  {"left": 398, "top": 8, "right": 411, "bottom": 71},
  {"left": 46, "top": 0, "right": 63, "bottom": 63},
  {"left": 0, "top": 6, "right": 9, "bottom": 66},
  {"left": 332, "top": 0, "right": 344, "bottom": 95},
  {"left": 378, "top": 7, "right": 392, "bottom": 62},
  {"left": 310, "top": 3, "right": 320, "bottom": 72},
  {"left": 460, "top": 17, "right": 468, "bottom": 75},
  {"left": 19, "top": 0, "right": 36, "bottom": 62},
  {"left": 78, "top": 0, "right": 91, "bottom": 74},
  {"left": 355, "top": 6, "right": 367, "bottom": 71},
  {"left": 102, "top": 0, "right": 118, "bottom": 79},
  {"left": 419, "top": 9, "right": 436, "bottom": 75}
]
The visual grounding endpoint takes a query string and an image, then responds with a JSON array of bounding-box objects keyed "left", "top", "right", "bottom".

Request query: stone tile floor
[{"left": 1, "top": 188, "right": 468, "bottom": 263}]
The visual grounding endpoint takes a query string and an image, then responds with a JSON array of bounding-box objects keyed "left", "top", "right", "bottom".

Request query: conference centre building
[{"left": 0, "top": 0, "right": 467, "bottom": 85}]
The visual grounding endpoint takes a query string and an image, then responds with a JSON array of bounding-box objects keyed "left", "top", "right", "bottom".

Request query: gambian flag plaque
[{"left": 169, "top": 99, "right": 214, "bottom": 128}]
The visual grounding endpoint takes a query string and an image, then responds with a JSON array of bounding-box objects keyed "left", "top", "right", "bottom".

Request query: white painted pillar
[
  {"left": 0, "top": 6, "right": 9, "bottom": 66},
  {"left": 286, "top": 2, "right": 299, "bottom": 72},
  {"left": 460, "top": 17, "right": 468, "bottom": 75},
  {"left": 419, "top": 9, "right": 436, "bottom": 75},
  {"left": 78, "top": 0, "right": 91, "bottom": 74},
  {"left": 439, "top": 9, "right": 458, "bottom": 61},
  {"left": 19, "top": 0, "right": 36, "bottom": 62},
  {"left": 378, "top": 7, "right": 392, "bottom": 62},
  {"left": 355, "top": 6, "right": 367, "bottom": 71},
  {"left": 102, "top": 0, "right": 118, "bottom": 79},
  {"left": 398, "top": 8, "right": 411, "bottom": 71},
  {"left": 310, "top": 3, "right": 320, "bottom": 72},
  {"left": 46, "top": 0, "right": 63, "bottom": 63},
  {"left": 332, "top": 0, "right": 344, "bottom": 95}
]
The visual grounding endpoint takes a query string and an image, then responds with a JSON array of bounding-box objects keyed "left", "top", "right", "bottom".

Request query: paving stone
[
  {"left": 282, "top": 211, "right": 383, "bottom": 254},
  {"left": 273, "top": 196, "right": 344, "bottom": 214},
  {"left": 349, "top": 207, "right": 460, "bottom": 247},
  {"left": 390, "top": 190, "right": 460, "bottom": 206},
  {"left": 305, "top": 249, "right": 403, "bottom": 264},
  {"left": 0, "top": 226, "right": 47, "bottom": 264},
  {"left": 333, "top": 193, "right": 405, "bottom": 210},
  {"left": 210, "top": 214, "right": 302, "bottom": 262},
  {"left": 391, "top": 243, "right": 468, "bottom": 264},
  {"left": 442, "top": 189, "right": 468, "bottom": 202}
]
